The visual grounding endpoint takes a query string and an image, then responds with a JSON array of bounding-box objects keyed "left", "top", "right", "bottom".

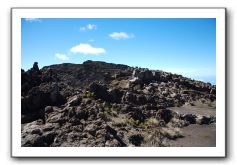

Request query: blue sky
[{"left": 21, "top": 18, "right": 216, "bottom": 84}]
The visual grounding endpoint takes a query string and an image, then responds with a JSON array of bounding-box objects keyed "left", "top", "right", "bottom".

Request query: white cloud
[
  {"left": 87, "top": 24, "right": 96, "bottom": 30},
  {"left": 24, "top": 18, "right": 41, "bottom": 23},
  {"left": 55, "top": 53, "right": 69, "bottom": 61},
  {"left": 88, "top": 39, "right": 95, "bottom": 42},
  {"left": 109, "top": 32, "right": 134, "bottom": 40},
  {"left": 80, "top": 24, "right": 96, "bottom": 31},
  {"left": 70, "top": 43, "right": 106, "bottom": 55}
]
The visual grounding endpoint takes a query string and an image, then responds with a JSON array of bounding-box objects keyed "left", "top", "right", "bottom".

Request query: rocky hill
[{"left": 21, "top": 60, "right": 216, "bottom": 147}]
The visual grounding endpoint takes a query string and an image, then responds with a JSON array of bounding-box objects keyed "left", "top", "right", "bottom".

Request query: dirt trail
[{"left": 168, "top": 102, "right": 216, "bottom": 147}]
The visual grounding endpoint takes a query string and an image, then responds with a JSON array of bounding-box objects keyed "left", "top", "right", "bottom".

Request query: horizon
[
  {"left": 21, "top": 18, "right": 216, "bottom": 84},
  {"left": 23, "top": 60, "right": 216, "bottom": 85}
]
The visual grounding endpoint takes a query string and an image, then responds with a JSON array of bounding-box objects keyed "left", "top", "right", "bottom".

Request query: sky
[{"left": 21, "top": 18, "right": 216, "bottom": 84}]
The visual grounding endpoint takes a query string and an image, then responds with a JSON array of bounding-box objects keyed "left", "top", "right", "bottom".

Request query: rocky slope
[{"left": 21, "top": 60, "right": 216, "bottom": 147}]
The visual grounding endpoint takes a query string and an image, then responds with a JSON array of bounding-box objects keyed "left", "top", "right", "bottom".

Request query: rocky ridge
[{"left": 21, "top": 61, "right": 216, "bottom": 147}]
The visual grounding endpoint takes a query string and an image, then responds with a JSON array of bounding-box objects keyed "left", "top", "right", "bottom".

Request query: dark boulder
[
  {"left": 89, "top": 82, "right": 110, "bottom": 101},
  {"left": 128, "top": 107, "right": 146, "bottom": 122},
  {"left": 196, "top": 115, "right": 212, "bottom": 125},
  {"left": 156, "top": 109, "right": 174, "bottom": 123},
  {"left": 182, "top": 114, "right": 197, "bottom": 124},
  {"left": 136, "top": 95, "right": 147, "bottom": 105},
  {"left": 129, "top": 134, "right": 144, "bottom": 146},
  {"left": 21, "top": 83, "right": 66, "bottom": 123},
  {"left": 132, "top": 69, "right": 153, "bottom": 83},
  {"left": 108, "top": 88, "right": 124, "bottom": 103},
  {"left": 49, "top": 83, "right": 66, "bottom": 106},
  {"left": 122, "top": 92, "right": 137, "bottom": 104}
]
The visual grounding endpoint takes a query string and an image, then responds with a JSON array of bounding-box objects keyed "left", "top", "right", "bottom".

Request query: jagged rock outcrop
[{"left": 21, "top": 61, "right": 216, "bottom": 147}]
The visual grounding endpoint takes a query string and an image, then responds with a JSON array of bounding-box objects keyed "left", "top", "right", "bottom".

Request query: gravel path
[{"left": 168, "top": 124, "right": 216, "bottom": 147}]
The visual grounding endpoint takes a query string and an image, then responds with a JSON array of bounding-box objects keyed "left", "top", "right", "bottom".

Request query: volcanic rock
[{"left": 21, "top": 60, "right": 216, "bottom": 147}]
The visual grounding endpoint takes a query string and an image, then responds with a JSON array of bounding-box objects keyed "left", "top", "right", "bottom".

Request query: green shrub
[{"left": 84, "top": 91, "right": 96, "bottom": 98}]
